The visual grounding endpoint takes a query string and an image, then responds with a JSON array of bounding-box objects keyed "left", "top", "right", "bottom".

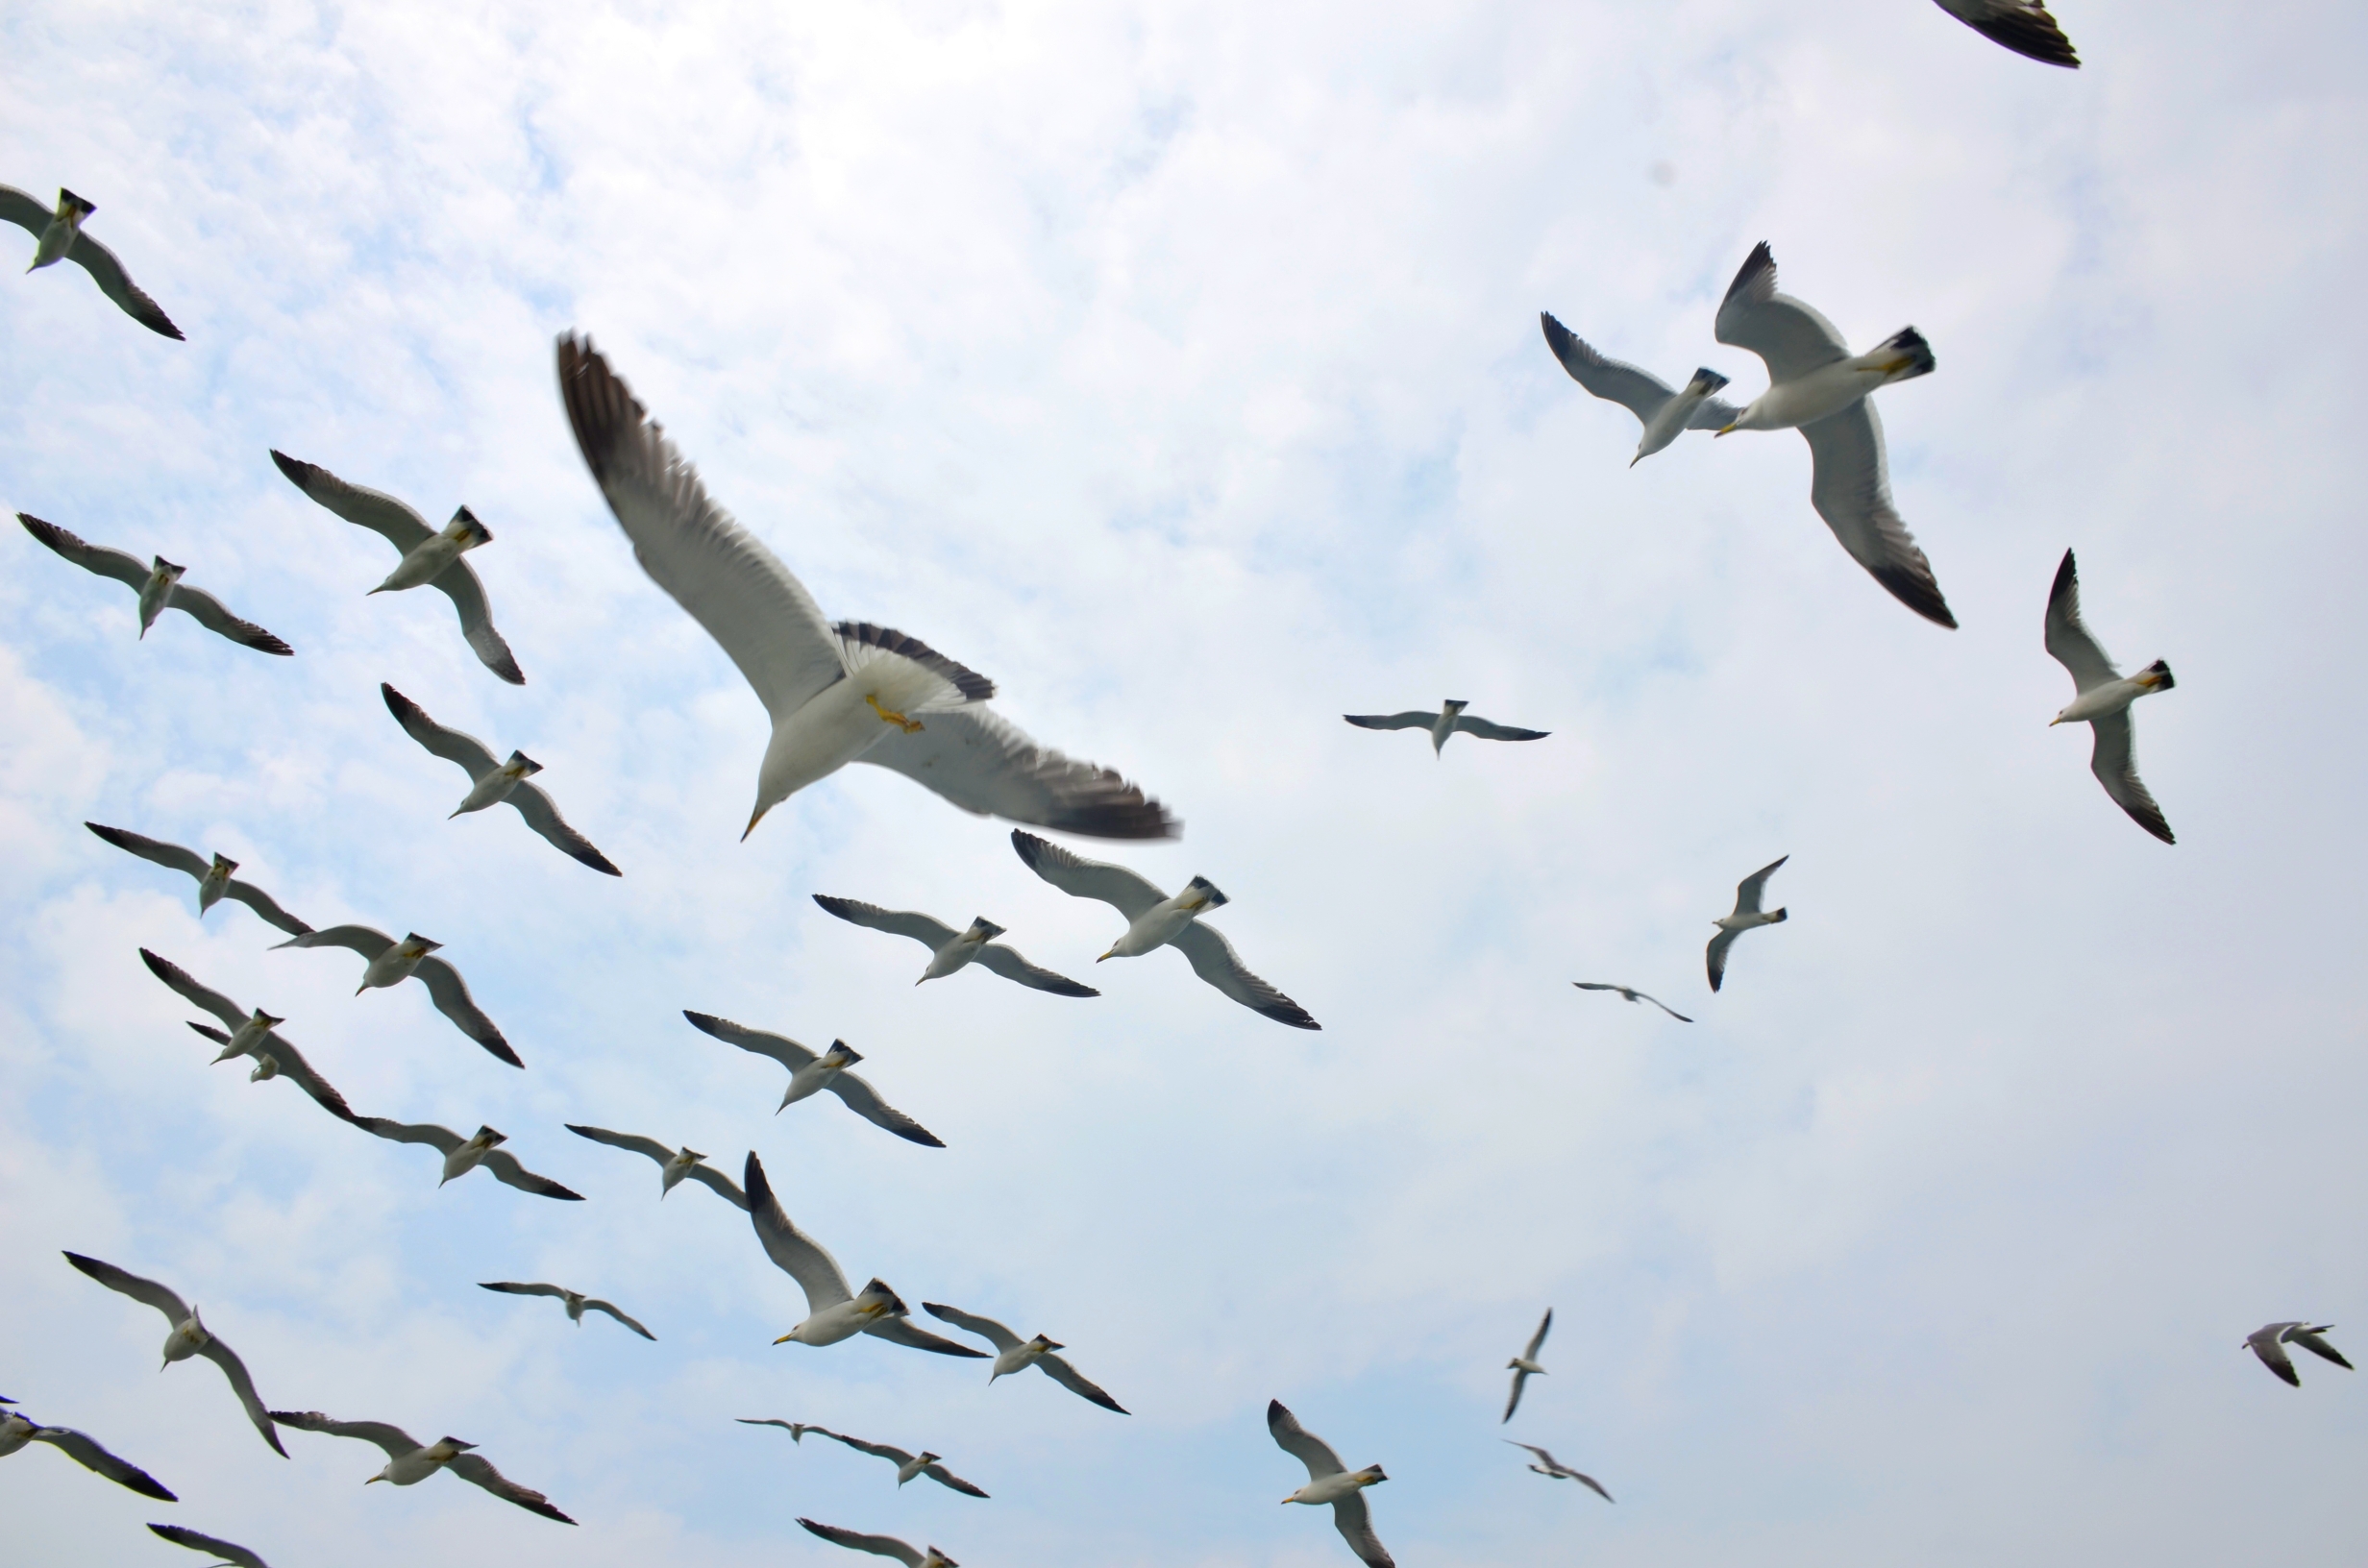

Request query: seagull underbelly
[
  {"left": 1113, "top": 907, "right": 1195, "bottom": 958},
  {"left": 1288, "top": 1475, "right": 1364, "bottom": 1506},
  {"left": 455, "top": 771, "right": 523, "bottom": 814},
  {"left": 921, "top": 941, "right": 978, "bottom": 981},
  {"left": 382, "top": 1451, "right": 445, "bottom": 1485},
  {"left": 1742, "top": 367, "right": 1877, "bottom": 430},
  {"left": 378, "top": 539, "right": 462, "bottom": 594},
  {"left": 756, "top": 681, "right": 905, "bottom": 808},
  {"left": 788, "top": 1302, "right": 873, "bottom": 1346},
  {"left": 2056, "top": 679, "right": 2144, "bottom": 724}
]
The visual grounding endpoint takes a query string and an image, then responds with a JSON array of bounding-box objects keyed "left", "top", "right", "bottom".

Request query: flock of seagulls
[{"left": 6, "top": 5, "right": 2341, "bottom": 1564}]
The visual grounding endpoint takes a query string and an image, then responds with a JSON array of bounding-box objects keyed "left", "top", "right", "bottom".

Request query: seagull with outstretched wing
[
  {"left": 2043, "top": 550, "right": 2177, "bottom": 844},
  {"left": 1505, "top": 1440, "right": 1614, "bottom": 1501},
  {"left": 353, "top": 1120, "right": 582, "bottom": 1200},
  {"left": 922, "top": 1302, "right": 1128, "bottom": 1412},
  {"left": 479, "top": 1282, "right": 654, "bottom": 1339},
  {"left": 743, "top": 1152, "right": 984, "bottom": 1360},
  {"left": 2246, "top": 1322, "right": 2353, "bottom": 1386},
  {"left": 797, "top": 1519, "right": 957, "bottom": 1568},
  {"left": 0, "top": 184, "right": 182, "bottom": 336},
  {"left": 1707, "top": 856, "right": 1789, "bottom": 992},
  {"left": 1270, "top": 1399, "right": 1393, "bottom": 1568},
  {"left": 380, "top": 684, "right": 620, "bottom": 874},
  {"left": 1572, "top": 982, "right": 1691, "bottom": 1022},
  {"left": 139, "top": 948, "right": 357, "bottom": 1122},
  {"left": 0, "top": 1396, "right": 177, "bottom": 1499},
  {"left": 62, "top": 1253, "right": 285, "bottom": 1457},
  {"left": 269, "top": 1410, "right": 573, "bottom": 1523},
  {"left": 1503, "top": 1309, "right": 1551, "bottom": 1422},
  {"left": 1343, "top": 699, "right": 1548, "bottom": 757},
  {"left": 1540, "top": 313, "right": 1737, "bottom": 465},
  {"left": 272, "top": 924, "right": 520, "bottom": 1066},
  {"left": 794, "top": 1427, "right": 990, "bottom": 1497},
  {"left": 90, "top": 824, "right": 310, "bottom": 934},
  {"left": 20, "top": 516, "right": 288, "bottom": 651},
  {"left": 684, "top": 1010, "right": 943, "bottom": 1146},
  {"left": 812, "top": 894, "right": 1097, "bottom": 996},
  {"left": 564, "top": 1124, "right": 748, "bottom": 1208}
]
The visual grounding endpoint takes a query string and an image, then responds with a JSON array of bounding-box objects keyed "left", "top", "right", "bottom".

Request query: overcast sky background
[{"left": 5, "top": 0, "right": 2366, "bottom": 1563}]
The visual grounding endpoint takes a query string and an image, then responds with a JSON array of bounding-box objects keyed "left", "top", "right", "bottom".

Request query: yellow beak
[
  {"left": 774, "top": 1331, "right": 797, "bottom": 1344},
  {"left": 742, "top": 804, "right": 771, "bottom": 842}
]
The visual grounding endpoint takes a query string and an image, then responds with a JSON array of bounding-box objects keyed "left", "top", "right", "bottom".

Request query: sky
[{"left": 4, "top": 0, "right": 2367, "bottom": 1562}]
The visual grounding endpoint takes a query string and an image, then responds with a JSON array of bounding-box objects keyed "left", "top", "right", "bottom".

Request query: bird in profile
[
  {"left": 0, "top": 1396, "right": 177, "bottom": 1499},
  {"left": 21, "top": 516, "right": 289, "bottom": 653},
  {"left": 61, "top": 1253, "right": 285, "bottom": 1457},
  {"left": 683, "top": 1011, "right": 944, "bottom": 1146},
  {"left": 2043, "top": 550, "right": 2177, "bottom": 844},
  {"left": 565, "top": 1124, "right": 749, "bottom": 1208},
  {"left": 1708, "top": 856, "right": 1788, "bottom": 992},
  {"left": 1712, "top": 243, "right": 1953, "bottom": 628},
  {"left": 1504, "top": 1440, "right": 1614, "bottom": 1502},
  {"left": 268, "top": 451, "right": 524, "bottom": 684},
  {"left": 797, "top": 1518, "right": 957, "bottom": 1568},
  {"left": 1343, "top": 700, "right": 1548, "bottom": 756},
  {"left": 1572, "top": 981, "right": 1692, "bottom": 1022},
  {"left": 743, "top": 1152, "right": 984, "bottom": 1359},
  {"left": 1934, "top": 0, "right": 2079, "bottom": 65},
  {"left": 2246, "top": 1323, "right": 2353, "bottom": 1386},
  {"left": 381, "top": 684, "right": 620, "bottom": 873},
  {"left": 0, "top": 185, "right": 183, "bottom": 336},
  {"left": 1010, "top": 830, "right": 1320, "bottom": 1029},
  {"left": 89, "top": 825, "right": 310, "bottom": 934},
  {"left": 811, "top": 895, "right": 1098, "bottom": 996},
  {"left": 479, "top": 1282, "right": 654, "bottom": 1339},
  {"left": 1540, "top": 313, "right": 1738, "bottom": 465},
  {"left": 145, "top": 1525, "right": 272, "bottom": 1568},
  {"left": 922, "top": 1303, "right": 1128, "bottom": 1412},
  {"left": 555, "top": 333, "right": 1175, "bottom": 842},
  {"left": 1503, "top": 1309, "right": 1551, "bottom": 1422},
  {"left": 272, "top": 924, "right": 520, "bottom": 1066},
  {"left": 1269, "top": 1400, "right": 1394, "bottom": 1568},
  {"left": 269, "top": 1410, "right": 574, "bottom": 1523},
  {"left": 138, "top": 949, "right": 357, "bottom": 1122},
  {"left": 796, "top": 1428, "right": 991, "bottom": 1497},
  {"left": 353, "top": 1120, "right": 582, "bottom": 1200}
]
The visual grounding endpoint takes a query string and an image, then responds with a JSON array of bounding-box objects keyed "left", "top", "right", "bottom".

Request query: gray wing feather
[
  {"left": 563, "top": 1124, "right": 675, "bottom": 1164},
  {"left": 185, "top": 1022, "right": 358, "bottom": 1123},
  {"left": 797, "top": 1520, "right": 924, "bottom": 1566},
  {"left": 2249, "top": 1329, "right": 2302, "bottom": 1385},
  {"left": 139, "top": 947, "right": 246, "bottom": 1029},
  {"left": 381, "top": 684, "right": 499, "bottom": 775},
  {"left": 0, "top": 185, "right": 51, "bottom": 234},
  {"left": 506, "top": 783, "right": 622, "bottom": 875},
  {"left": 1706, "top": 927, "right": 1740, "bottom": 992},
  {"left": 87, "top": 821, "right": 210, "bottom": 880},
  {"left": 444, "top": 1451, "right": 577, "bottom": 1523},
  {"left": 29, "top": 1427, "right": 177, "bottom": 1499},
  {"left": 354, "top": 1116, "right": 465, "bottom": 1154},
  {"left": 972, "top": 943, "right": 1099, "bottom": 996},
  {"left": 919, "top": 1302, "right": 1024, "bottom": 1353},
  {"left": 1714, "top": 242, "right": 1851, "bottom": 383},
  {"left": 1539, "top": 314, "right": 1678, "bottom": 424},
  {"left": 813, "top": 1430, "right": 911, "bottom": 1462},
  {"left": 275, "top": 923, "right": 394, "bottom": 960},
  {"left": 1503, "top": 1367, "right": 1532, "bottom": 1422},
  {"left": 193, "top": 1338, "right": 287, "bottom": 1456},
  {"left": 146, "top": 1525, "right": 268, "bottom": 1568},
  {"left": 858, "top": 707, "right": 1177, "bottom": 840},
  {"left": 1040, "top": 1352, "right": 1128, "bottom": 1412},
  {"left": 682, "top": 1163, "right": 752, "bottom": 1210},
  {"left": 1522, "top": 1308, "right": 1553, "bottom": 1360},
  {"left": 824, "top": 1072, "right": 946, "bottom": 1148},
  {"left": 1343, "top": 712, "right": 1434, "bottom": 731},
  {"left": 477, "top": 1148, "right": 584, "bottom": 1200},
  {"left": 65, "top": 230, "right": 183, "bottom": 338},
  {"left": 1735, "top": 856, "right": 1788, "bottom": 914},
  {"left": 861, "top": 1315, "right": 991, "bottom": 1358},
  {"left": 163, "top": 582, "right": 293, "bottom": 654},
  {"left": 19, "top": 513, "right": 152, "bottom": 588},
  {"left": 1267, "top": 1400, "right": 1347, "bottom": 1479},
  {"left": 584, "top": 1299, "right": 655, "bottom": 1339},
  {"left": 480, "top": 1281, "right": 571, "bottom": 1299},
  {"left": 219, "top": 880, "right": 311, "bottom": 935},
  {"left": 1801, "top": 402, "right": 1957, "bottom": 628},
  {"left": 683, "top": 1009, "right": 818, "bottom": 1071},
  {"left": 265, "top": 1411, "right": 421, "bottom": 1460},
  {"left": 2042, "top": 550, "right": 2119, "bottom": 692},
  {"left": 811, "top": 895, "right": 959, "bottom": 950},
  {"left": 1171, "top": 921, "right": 1321, "bottom": 1030},
  {"left": 62, "top": 1252, "right": 191, "bottom": 1321},
  {"left": 1451, "top": 716, "right": 1549, "bottom": 742},
  {"left": 924, "top": 1461, "right": 990, "bottom": 1498},
  {"left": 2285, "top": 1328, "right": 2354, "bottom": 1370},
  {"left": 2088, "top": 710, "right": 2174, "bottom": 844},
  {"left": 744, "top": 1152, "right": 854, "bottom": 1310},
  {"left": 429, "top": 559, "right": 526, "bottom": 685},
  {"left": 1936, "top": 0, "right": 2080, "bottom": 65},
  {"left": 411, "top": 956, "right": 524, "bottom": 1067},
  {"left": 1009, "top": 829, "right": 1167, "bottom": 919},
  {"left": 1331, "top": 1490, "right": 1395, "bottom": 1568}
]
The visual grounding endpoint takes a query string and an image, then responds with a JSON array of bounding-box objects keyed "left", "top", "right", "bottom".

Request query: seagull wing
[
  {"left": 380, "top": 683, "right": 498, "bottom": 777},
  {"left": 556, "top": 334, "right": 847, "bottom": 723},
  {"left": 86, "top": 821, "right": 211, "bottom": 881},
  {"left": 1039, "top": 1352, "right": 1128, "bottom": 1413},
  {"left": 139, "top": 948, "right": 247, "bottom": 1029},
  {"left": 162, "top": 581, "right": 293, "bottom": 654},
  {"left": 1538, "top": 314, "right": 1680, "bottom": 426},
  {"left": 444, "top": 1451, "right": 577, "bottom": 1524},
  {"left": 1734, "top": 856, "right": 1788, "bottom": 916},
  {"left": 811, "top": 895, "right": 959, "bottom": 951},
  {"left": 1506, "top": 1439, "right": 1557, "bottom": 1465},
  {"left": 146, "top": 1525, "right": 269, "bottom": 1568},
  {"left": 410, "top": 956, "right": 524, "bottom": 1067},
  {"left": 1331, "top": 1490, "right": 1395, "bottom": 1568},
  {"left": 861, "top": 1315, "right": 993, "bottom": 1358},
  {"left": 19, "top": 513, "right": 152, "bottom": 589},
  {"left": 1009, "top": 829, "right": 1167, "bottom": 919},
  {"left": 922, "top": 1460, "right": 990, "bottom": 1498},
  {"left": 1171, "top": 921, "right": 1321, "bottom": 1030},
  {"left": 1714, "top": 242, "right": 1851, "bottom": 383},
  {"left": 477, "top": 1149, "right": 585, "bottom": 1201},
  {"left": 265, "top": 1411, "right": 421, "bottom": 1461},
  {"left": 744, "top": 1152, "right": 853, "bottom": 1311},
  {"left": 219, "top": 878, "right": 311, "bottom": 936},
  {"left": 426, "top": 559, "right": 527, "bottom": 685},
  {"left": 796, "top": 1520, "right": 925, "bottom": 1568},
  {"left": 973, "top": 943, "right": 1099, "bottom": 996},
  {"left": 2284, "top": 1327, "right": 2354, "bottom": 1370},
  {"left": 2087, "top": 709, "right": 2174, "bottom": 845},
  {"left": 582, "top": 1299, "right": 656, "bottom": 1339},
  {"left": 185, "top": 1022, "right": 358, "bottom": 1123},
  {"left": 682, "top": 1009, "right": 819, "bottom": 1072},
  {"left": 682, "top": 1162, "right": 752, "bottom": 1210},
  {"left": 480, "top": 1281, "right": 571, "bottom": 1300},
  {"left": 193, "top": 1337, "right": 287, "bottom": 1456},
  {"left": 274, "top": 923, "right": 395, "bottom": 961},
  {"left": 1267, "top": 1399, "right": 1347, "bottom": 1481},
  {"left": 1503, "top": 1367, "right": 1533, "bottom": 1423},
  {"left": 1801, "top": 400, "right": 1956, "bottom": 627},
  {"left": 1452, "top": 715, "right": 1550, "bottom": 742},
  {"left": 62, "top": 1251, "right": 191, "bottom": 1322},
  {"left": 856, "top": 706, "right": 1177, "bottom": 840},
  {"left": 1706, "top": 927, "right": 1740, "bottom": 993},
  {"left": 1935, "top": 0, "right": 2080, "bottom": 66},
  {"left": 1342, "top": 712, "right": 1435, "bottom": 731},
  {"left": 2042, "top": 550, "right": 2119, "bottom": 693},
  {"left": 814, "top": 1429, "right": 912, "bottom": 1463},
  {"left": 1522, "top": 1308, "right": 1553, "bottom": 1361},
  {"left": 354, "top": 1116, "right": 465, "bottom": 1154},
  {"left": 2248, "top": 1326, "right": 2302, "bottom": 1385},
  {"left": 919, "top": 1303, "right": 1024, "bottom": 1354},
  {"left": 28, "top": 1426, "right": 177, "bottom": 1500},
  {"left": 1637, "top": 991, "right": 1693, "bottom": 1022},
  {"left": 0, "top": 185, "right": 51, "bottom": 236},
  {"left": 64, "top": 229, "right": 183, "bottom": 338},
  {"left": 506, "top": 782, "right": 622, "bottom": 875},
  {"left": 824, "top": 1070, "right": 946, "bottom": 1148},
  {"left": 563, "top": 1124, "right": 675, "bottom": 1164},
  {"left": 1566, "top": 1468, "right": 1616, "bottom": 1503}
]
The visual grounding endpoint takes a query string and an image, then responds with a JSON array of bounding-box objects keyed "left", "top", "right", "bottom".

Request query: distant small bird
[
  {"left": 2043, "top": 550, "right": 2176, "bottom": 844},
  {"left": 353, "top": 1120, "right": 583, "bottom": 1201},
  {"left": 1503, "top": 1309, "right": 1551, "bottom": 1422},
  {"left": 744, "top": 1152, "right": 984, "bottom": 1360},
  {"left": 138, "top": 948, "right": 357, "bottom": 1122},
  {"left": 921, "top": 1303, "right": 1128, "bottom": 1413},
  {"left": 0, "top": 185, "right": 183, "bottom": 336},
  {"left": 269, "top": 1410, "right": 573, "bottom": 1523},
  {"left": 565, "top": 1124, "right": 749, "bottom": 1208},
  {"left": 1572, "top": 982, "right": 1692, "bottom": 1022},
  {"left": 1935, "top": 0, "right": 2079, "bottom": 66},
  {"left": 1343, "top": 700, "right": 1548, "bottom": 756},
  {"left": 683, "top": 1011, "right": 943, "bottom": 1147},
  {"left": 736, "top": 1418, "right": 828, "bottom": 1442},
  {"left": 811, "top": 895, "right": 1098, "bottom": 996},
  {"left": 479, "top": 1282, "right": 654, "bottom": 1340},
  {"left": 2246, "top": 1322, "right": 2353, "bottom": 1387},
  {"left": 268, "top": 451, "right": 524, "bottom": 685},
  {"left": 272, "top": 924, "right": 520, "bottom": 1067},
  {"left": 1504, "top": 1440, "right": 1614, "bottom": 1502},
  {"left": 0, "top": 1396, "right": 176, "bottom": 1499},
  {"left": 1540, "top": 313, "right": 1738, "bottom": 465},
  {"left": 1011, "top": 830, "right": 1320, "bottom": 1029},
  {"left": 62, "top": 1253, "right": 285, "bottom": 1457},
  {"left": 794, "top": 1427, "right": 991, "bottom": 1498},
  {"left": 381, "top": 684, "right": 620, "bottom": 874},
  {"left": 797, "top": 1518, "right": 957, "bottom": 1568},
  {"left": 88, "top": 824, "right": 311, "bottom": 934},
  {"left": 1269, "top": 1400, "right": 1394, "bottom": 1568},
  {"left": 145, "top": 1524, "right": 272, "bottom": 1568},
  {"left": 21, "top": 516, "right": 288, "bottom": 653},
  {"left": 1708, "top": 856, "right": 1788, "bottom": 992}
]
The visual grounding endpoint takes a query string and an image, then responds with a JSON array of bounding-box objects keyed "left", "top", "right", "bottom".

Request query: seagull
[
  {"left": 1503, "top": 1309, "right": 1551, "bottom": 1422},
  {"left": 0, "top": 1397, "right": 177, "bottom": 1499},
  {"left": 1269, "top": 1399, "right": 1394, "bottom": 1568},
  {"left": 921, "top": 1303, "right": 1128, "bottom": 1412},
  {"left": 564, "top": 1124, "right": 749, "bottom": 1208},
  {"left": 88, "top": 824, "right": 311, "bottom": 934},
  {"left": 353, "top": 1120, "right": 583, "bottom": 1200},
  {"left": 146, "top": 1525, "right": 272, "bottom": 1568},
  {"left": 1708, "top": 856, "right": 1788, "bottom": 992},
  {"left": 268, "top": 1410, "right": 574, "bottom": 1523},
  {"left": 1935, "top": 0, "right": 2079, "bottom": 65},
  {"left": 20, "top": 516, "right": 289, "bottom": 653},
  {"left": 267, "top": 451, "right": 524, "bottom": 685},
  {"left": 683, "top": 1011, "right": 943, "bottom": 1146},
  {"left": 380, "top": 684, "right": 620, "bottom": 874},
  {"left": 1343, "top": 700, "right": 1548, "bottom": 755},
  {"left": 1504, "top": 1441, "right": 1614, "bottom": 1502},
  {"left": 1540, "top": 313, "right": 1738, "bottom": 465},
  {"left": 271, "top": 924, "right": 520, "bottom": 1067},
  {"left": 61, "top": 1253, "right": 285, "bottom": 1457},
  {"left": 1572, "top": 982, "right": 1692, "bottom": 1022},
  {"left": 1711, "top": 242, "right": 1953, "bottom": 628},
  {"left": 555, "top": 333, "right": 1174, "bottom": 841},
  {"left": 2246, "top": 1323, "right": 2354, "bottom": 1387},
  {"left": 138, "top": 948, "right": 357, "bottom": 1122},
  {"left": 794, "top": 1428, "right": 991, "bottom": 1497},
  {"left": 797, "top": 1519, "right": 956, "bottom": 1568},
  {"left": 479, "top": 1282, "right": 654, "bottom": 1340},
  {"left": 2043, "top": 550, "right": 2177, "bottom": 844},
  {"left": 743, "top": 1152, "right": 984, "bottom": 1359},
  {"left": 0, "top": 185, "right": 183, "bottom": 336},
  {"left": 811, "top": 895, "right": 1098, "bottom": 996},
  {"left": 1010, "top": 830, "right": 1319, "bottom": 1029},
  {"left": 736, "top": 1418, "right": 829, "bottom": 1442}
]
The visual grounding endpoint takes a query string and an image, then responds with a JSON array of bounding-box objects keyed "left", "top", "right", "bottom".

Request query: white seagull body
[
  {"left": 479, "top": 1282, "right": 654, "bottom": 1339},
  {"left": 812, "top": 895, "right": 1098, "bottom": 996},
  {"left": 684, "top": 1010, "right": 943, "bottom": 1146},
  {"left": 564, "top": 1123, "right": 749, "bottom": 1208},
  {"left": 743, "top": 1152, "right": 986, "bottom": 1359},
  {"left": 1343, "top": 699, "right": 1549, "bottom": 755},
  {"left": 2246, "top": 1322, "right": 2353, "bottom": 1387},
  {"left": 1935, "top": 0, "right": 2079, "bottom": 65},
  {"left": 2043, "top": 550, "right": 2177, "bottom": 844},
  {"left": 61, "top": 1253, "right": 285, "bottom": 1457},
  {"left": 1541, "top": 313, "right": 1739, "bottom": 464},
  {"left": 268, "top": 1410, "right": 573, "bottom": 1523},
  {"left": 354, "top": 1120, "right": 582, "bottom": 1200},
  {"left": 0, "top": 185, "right": 182, "bottom": 336},
  {"left": 0, "top": 1397, "right": 177, "bottom": 1500},
  {"left": 798, "top": 1518, "right": 957, "bottom": 1568},
  {"left": 1503, "top": 1309, "right": 1551, "bottom": 1422},
  {"left": 273, "top": 924, "right": 520, "bottom": 1066},
  {"left": 922, "top": 1303, "right": 1129, "bottom": 1412},
  {"left": 1505, "top": 1440, "right": 1615, "bottom": 1502},
  {"left": 1708, "top": 856, "right": 1789, "bottom": 992},
  {"left": 146, "top": 1525, "right": 272, "bottom": 1568},
  {"left": 555, "top": 333, "right": 1175, "bottom": 842},
  {"left": 1010, "top": 829, "right": 1320, "bottom": 1029},
  {"left": 784, "top": 1427, "right": 991, "bottom": 1497},
  {"left": 21, "top": 516, "right": 288, "bottom": 651},
  {"left": 139, "top": 948, "right": 357, "bottom": 1122},
  {"left": 381, "top": 684, "right": 620, "bottom": 874},
  {"left": 89, "top": 823, "right": 311, "bottom": 934},
  {"left": 1269, "top": 1400, "right": 1394, "bottom": 1568},
  {"left": 1572, "top": 982, "right": 1692, "bottom": 1022}
]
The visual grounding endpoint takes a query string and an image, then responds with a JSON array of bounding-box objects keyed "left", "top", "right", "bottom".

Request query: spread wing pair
[
  {"left": 62, "top": 1253, "right": 284, "bottom": 1457},
  {"left": 743, "top": 1153, "right": 983, "bottom": 1359},
  {"left": 0, "top": 1397, "right": 177, "bottom": 1500},
  {"left": 273, "top": 924, "right": 519, "bottom": 1067},
  {"left": 564, "top": 1124, "right": 750, "bottom": 1208},
  {"left": 20, "top": 516, "right": 288, "bottom": 652},
  {"left": 0, "top": 185, "right": 183, "bottom": 336},
  {"left": 381, "top": 684, "right": 619, "bottom": 873},
  {"left": 684, "top": 1010, "right": 942, "bottom": 1146},
  {"left": 139, "top": 948, "right": 358, "bottom": 1122},
  {"left": 268, "top": 1410, "right": 574, "bottom": 1523},
  {"left": 90, "top": 824, "right": 310, "bottom": 934}
]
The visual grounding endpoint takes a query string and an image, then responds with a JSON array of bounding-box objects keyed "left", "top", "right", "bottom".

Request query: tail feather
[
  {"left": 2142, "top": 658, "right": 2175, "bottom": 691},
  {"left": 1875, "top": 327, "right": 1935, "bottom": 382},
  {"left": 1686, "top": 367, "right": 1730, "bottom": 396},
  {"left": 1184, "top": 875, "right": 1230, "bottom": 908},
  {"left": 1768, "top": 907, "right": 1788, "bottom": 923}
]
